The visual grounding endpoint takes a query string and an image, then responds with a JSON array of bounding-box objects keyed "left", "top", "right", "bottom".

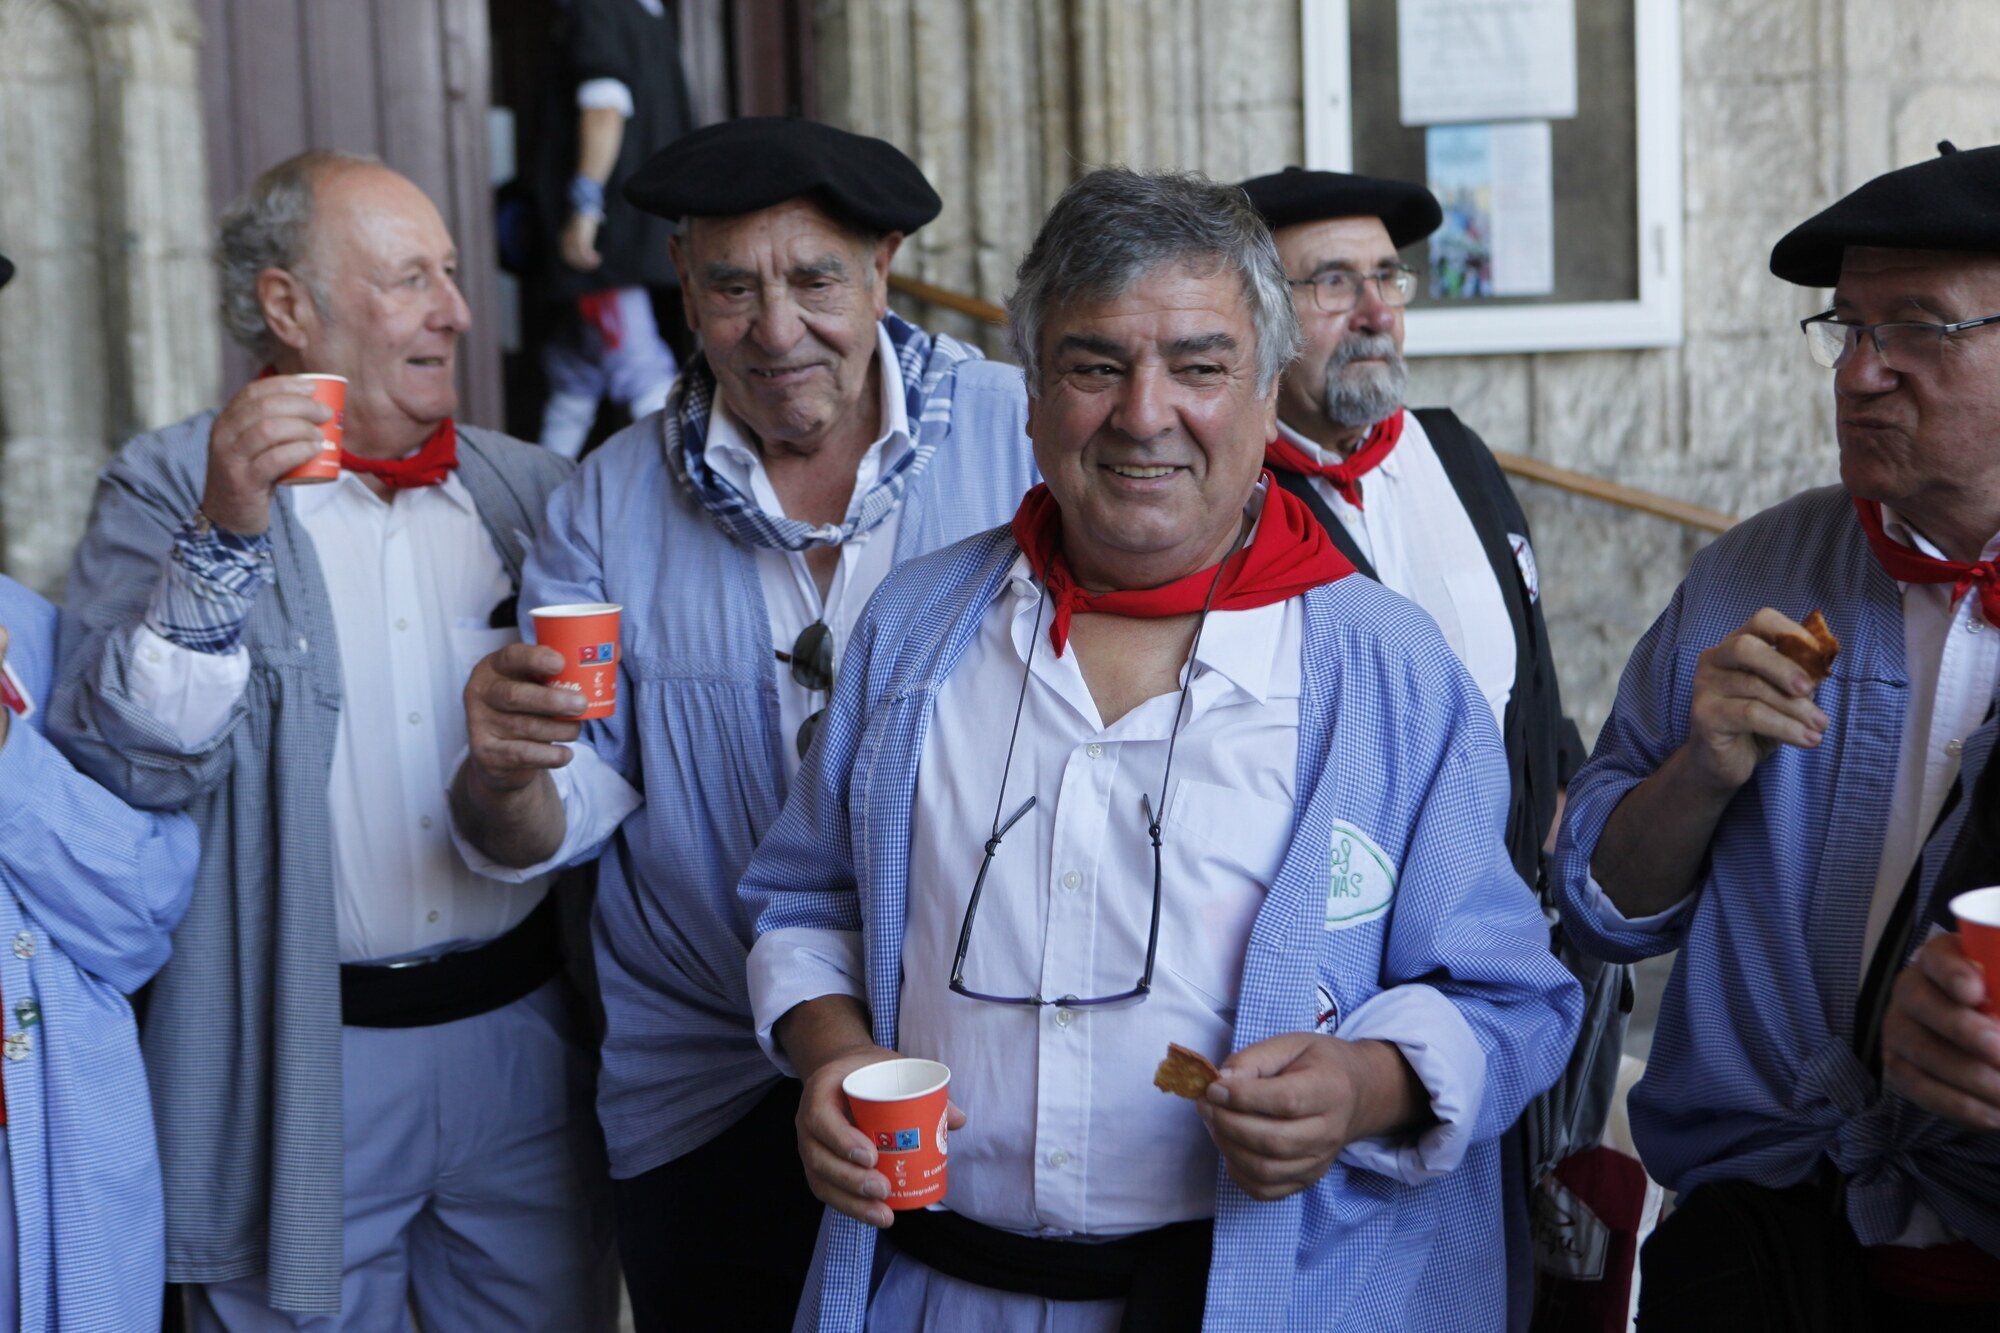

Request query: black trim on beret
[
  {"left": 624, "top": 116, "right": 942, "bottom": 236},
  {"left": 0, "top": 252, "right": 11, "bottom": 291},
  {"left": 1771, "top": 140, "right": 2000, "bottom": 286},
  {"left": 1237, "top": 167, "right": 1444, "bottom": 247}
]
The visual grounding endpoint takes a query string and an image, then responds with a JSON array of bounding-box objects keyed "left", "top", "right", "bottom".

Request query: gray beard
[{"left": 1320, "top": 333, "right": 1407, "bottom": 431}]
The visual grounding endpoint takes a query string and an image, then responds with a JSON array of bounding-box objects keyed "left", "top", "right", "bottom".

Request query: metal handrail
[{"left": 889, "top": 272, "right": 1737, "bottom": 536}]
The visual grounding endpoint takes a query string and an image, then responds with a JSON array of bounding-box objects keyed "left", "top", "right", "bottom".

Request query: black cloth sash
[
  {"left": 340, "top": 892, "right": 561, "bottom": 1028},
  {"left": 888, "top": 1206, "right": 1212, "bottom": 1331}
]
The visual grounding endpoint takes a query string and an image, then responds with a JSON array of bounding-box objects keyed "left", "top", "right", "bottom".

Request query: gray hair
[
  {"left": 215, "top": 149, "right": 381, "bottom": 359},
  {"left": 1006, "top": 168, "right": 1300, "bottom": 397}
]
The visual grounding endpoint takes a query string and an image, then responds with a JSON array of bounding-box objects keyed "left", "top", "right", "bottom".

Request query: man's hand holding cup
[
  {"left": 463, "top": 643, "right": 588, "bottom": 795},
  {"left": 200, "top": 376, "right": 340, "bottom": 536}
]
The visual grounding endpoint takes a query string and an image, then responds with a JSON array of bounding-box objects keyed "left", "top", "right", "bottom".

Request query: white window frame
[{"left": 1299, "top": 0, "right": 1683, "bottom": 356}]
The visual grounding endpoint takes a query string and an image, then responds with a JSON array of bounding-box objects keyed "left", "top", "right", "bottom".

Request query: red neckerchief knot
[
  {"left": 1262, "top": 408, "right": 1405, "bottom": 510},
  {"left": 256, "top": 366, "right": 459, "bottom": 489},
  {"left": 1855, "top": 497, "right": 2000, "bottom": 626},
  {"left": 1007, "top": 474, "right": 1356, "bottom": 654}
]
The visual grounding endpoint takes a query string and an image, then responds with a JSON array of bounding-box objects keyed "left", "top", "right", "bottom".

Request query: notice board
[{"left": 1301, "top": 0, "right": 1683, "bottom": 355}]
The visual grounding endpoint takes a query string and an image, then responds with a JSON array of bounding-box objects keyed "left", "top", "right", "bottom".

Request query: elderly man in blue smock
[
  {"left": 47, "top": 155, "right": 608, "bottom": 1329},
  {"left": 449, "top": 118, "right": 1040, "bottom": 1330},
  {"left": 738, "top": 168, "right": 1582, "bottom": 1332},
  {"left": 0, "top": 248, "right": 200, "bottom": 1331},
  {"left": 1555, "top": 142, "right": 2000, "bottom": 1330}
]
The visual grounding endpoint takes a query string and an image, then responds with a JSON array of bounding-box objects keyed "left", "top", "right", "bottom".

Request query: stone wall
[{"left": 821, "top": 0, "right": 1991, "bottom": 738}]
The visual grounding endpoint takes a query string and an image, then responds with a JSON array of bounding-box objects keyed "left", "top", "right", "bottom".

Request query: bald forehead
[{"left": 1272, "top": 215, "right": 1398, "bottom": 273}]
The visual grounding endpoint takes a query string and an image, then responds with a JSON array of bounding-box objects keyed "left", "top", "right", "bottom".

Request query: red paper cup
[
  {"left": 1950, "top": 887, "right": 2000, "bottom": 1018},
  {"left": 280, "top": 374, "right": 346, "bottom": 485},
  {"left": 530, "top": 603, "right": 623, "bottom": 721},
  {"left": 842, "top": 1058, "right": 951, "bottom": 1210}
]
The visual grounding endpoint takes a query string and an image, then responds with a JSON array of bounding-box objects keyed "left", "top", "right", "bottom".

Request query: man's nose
[
  {"left": 1108, "top": 365, "right": 1175, "bottom": 441},
  {"left": 1834, "top": 330, "right": 1899, "bottom": 399},
  {"left": 746, "top": 288, "right": 807, "bottom": 357},
  {"left": 434, "top": 274, "right": 472, "bottom": 334}
]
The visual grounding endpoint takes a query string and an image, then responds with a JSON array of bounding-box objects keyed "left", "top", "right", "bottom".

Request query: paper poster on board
[
  {"left": 1398, "top": 0, "right": 1578, "bottom": 125},
  {"left": 1426, "top": 121, "right": 1556, "bottom": 298}
]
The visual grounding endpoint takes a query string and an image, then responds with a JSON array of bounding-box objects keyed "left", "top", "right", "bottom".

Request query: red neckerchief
[
  {"left": 1262, "top": 409, "right": 1406, "bottom": 510},
  {"left": 1009, "top": 474, "right": 1355, "bottom": 654},
  {"left": 1854, "top": 497, "right": 2000, "bottom": 625},
  {"left": 256, "top": 366, "right": 459, "bottom": 489}
]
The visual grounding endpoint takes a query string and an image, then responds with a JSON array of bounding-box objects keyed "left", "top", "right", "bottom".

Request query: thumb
[{"left": 945, "top": 1101, "right": 969, "bottom": 1131}]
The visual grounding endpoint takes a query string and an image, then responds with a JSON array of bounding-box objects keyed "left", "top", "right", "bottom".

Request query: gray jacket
[{"left": 48, "top": 411, "right": 571, "bottom": 1315}]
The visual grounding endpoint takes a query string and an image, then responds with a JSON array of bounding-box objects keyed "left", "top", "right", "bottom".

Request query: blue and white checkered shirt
[{"left": 143, "top": 520, "right": 276, "bottom": 654}]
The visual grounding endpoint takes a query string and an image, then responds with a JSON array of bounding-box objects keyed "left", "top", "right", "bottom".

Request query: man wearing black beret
[
  {"left": 1555, "top": 142, "right": 2000, "bottom": 1328},
  {"left": 450, "top": 116, "right": 1038, "bottom": 1329},
  {"left": 1240, "top": 166, "right": 1608, "bottom": 1331}
]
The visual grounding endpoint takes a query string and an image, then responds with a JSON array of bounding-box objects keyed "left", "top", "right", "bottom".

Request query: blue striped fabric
[
  {"left": 144, "top": 522, "right": 275, "bottom": 654},
  {"left": 667, "top": 312, "right": 973, "bottom": 551},
  {"left": 0, "top": 575, "right": 200, "bottom": 1330},
  {"left": 1555, "top": 484, "right": 2000, "bottom": 1251},
  {"left": 740, "top": 528, "right": 1582, "bottom": 1332},
  {"left": 521, "top": 330, "right": 1041, "bottom": 1179}
]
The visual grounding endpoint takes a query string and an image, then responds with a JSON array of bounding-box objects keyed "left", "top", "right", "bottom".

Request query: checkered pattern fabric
[
  {"left": 144, "top": 522, "right": 275, "bottom": 654},
  {"left": 47, "top": 414, "right": 571, "bottom": 1315},
  {"left": 740, "top": 529, "right": 1581, "bottom": 1331},
  {"left": 521, "top": 348, "right": 1038, "bottom": 1179},
  {"left": 1556, "top": 484, "right": 2000, "bottom": 1253},
  {"left": 665, "top": 313, "right": 976, "bottom": 551},
  {"left": 0, "top": 576, "right": 200, "bottom": 1330}
]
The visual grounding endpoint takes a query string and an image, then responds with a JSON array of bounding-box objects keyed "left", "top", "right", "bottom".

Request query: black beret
[
  {"left": 1771, "top": 141, "right": 2000, "bottom": 286},
  {"left": 1237, "top": 167, "right": 1444, "bottom": 247},
  {"left": 0, "top": 252, "right": 11, "bottom": 291},
  {"left": 624, "top": 117, "right": 941, "bottom": 236}
]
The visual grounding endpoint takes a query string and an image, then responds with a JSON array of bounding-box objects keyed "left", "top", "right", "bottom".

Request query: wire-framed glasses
[
  {"left": 774, "top": 620, "right": 833, "bottom": 759},
  {"left": 1287, "top": 264, "right": 1418, "bottom": 314},
  {"left": 1800, "top": 308, "right": 2000, "bottom": 373},
  {"left": 947, "top": 556, "right": 1230, "bottom": 1009}
]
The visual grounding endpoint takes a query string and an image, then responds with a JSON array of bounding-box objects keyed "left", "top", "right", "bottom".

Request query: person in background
[
  {"left": 741, "top": 167, "right": 1580, "bottom": 1332},
  {"left": 1555, "top": 142, "right": 2000, "bottom": 1330},
  {"left": 450, "top": 118, "right": 1039, "bottom": 1330},
  {"left": 47, "top": 153, "right": 612, "bottom": 1330},
  {"left": 0, "top": 246, "right": 200, "bottom": 1331},
  {"left": 533, "top": 0, "right": 694, "bottom": 457}
]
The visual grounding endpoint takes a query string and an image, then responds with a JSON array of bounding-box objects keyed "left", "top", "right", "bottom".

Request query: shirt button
[
  {"left": 419, "top": 815, "right": 434, "bottom": 830},
  {"left": 427, "top": 910, "right": 440, "bottom": 923},
  {"left": 1971, "top": 619, "right": 1985, "bottom": 634},
  {"left": 1061, "top": 871, "right": 1082, "bottom": 891},
  {"left": 1046, "top": 1149, "right": 1070, "bottom": 1169},
  {"left": 1947, "top": 738, "right": 1965, "bottom": 757},
  {"left": 297, "top": 637, "right": 309, "bottom": 652},
  {"left": 395, "top": 618, "right": 409, "bottom": 631},
  {"left": 1086, "top": 743, "right": 1104, "bottom": 760},
  {"left": 1054, "top": 1007, "right": 1076, "bottom": 1028},
  {"left": 12, "top": 932, "right": 32, "bottom": 960},
  {"left": 4, "top": 1032, "right": 31, "bottom": 1061},
  {"left": 407, "top": 712, "right": 421, "bottom": 725}
]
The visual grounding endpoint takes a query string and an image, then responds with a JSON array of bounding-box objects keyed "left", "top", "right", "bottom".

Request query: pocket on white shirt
[{"left": 1160, "top": 777, "right": 1293, "bottom": 1013}]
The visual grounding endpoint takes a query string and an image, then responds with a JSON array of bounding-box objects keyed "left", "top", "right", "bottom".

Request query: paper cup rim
[
  {"left": 842, "top": 1058, "right": 950, "bottom": 1103},
  {"left": 1950, "top": 886, "right": 2000, "bottom": 929},
  {"left": 530, "top": 602, "right": 623, "bottom": 618},
  {"left": 293, "top": 372, "right": 349, "bottom": 384}
]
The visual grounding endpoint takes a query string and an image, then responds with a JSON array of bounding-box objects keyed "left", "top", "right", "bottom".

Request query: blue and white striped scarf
[{"left": 665, "top": 312, "right": 978, "bottom": 551}]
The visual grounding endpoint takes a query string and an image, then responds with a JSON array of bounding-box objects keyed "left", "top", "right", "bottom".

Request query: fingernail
[
  {"left": 864, "top": 1177, "right": 888, "bottom": 1199},
  {"left": 1206, "top": 1083, "right": 1230, "bottom": 1107},
  {"left": 848, "top": 1147, "right": 873, "bottom": 1166}
]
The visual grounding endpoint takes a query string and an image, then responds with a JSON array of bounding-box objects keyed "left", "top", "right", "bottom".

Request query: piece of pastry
[{"left": 1153, "top": 1042, "right": 1221, "bottom": 1100}]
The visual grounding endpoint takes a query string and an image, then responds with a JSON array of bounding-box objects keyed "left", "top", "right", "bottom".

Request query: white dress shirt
[
  {"left": 749, "top": 520, "right": 1482, "bottom": 1238},
  {"left": 126, "top": 472, "right": 547, "bottom": 963},
  {"left": 1276, "top": 412, "right": 1517, "bottom": 727},
  {"left": 459, "top": 325, "right": 913, "bottom": 880}
]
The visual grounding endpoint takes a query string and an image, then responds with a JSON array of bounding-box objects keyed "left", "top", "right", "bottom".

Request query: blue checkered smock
[
  {"left": 740, "top": 529, "right": 1582, "bottom": 1332},
  {"left": 523, "top": 346, "right": 1040, "bottom": 1178},
  {"left": 0, "top": 576, "right": 198, "bottom": 1330},
  {"left": 1555, "top": 485, "right": 2000, "bottom": 1252}
]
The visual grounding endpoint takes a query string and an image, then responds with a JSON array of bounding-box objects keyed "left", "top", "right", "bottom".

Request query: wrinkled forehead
[
  {"left": 1271, "top": 215, "right": 1398, "bottom": 273},
  {"left": 1040, "top": 258, "right": 1258, "bottom": 353},
  {"left": 680, "top": 196, "right": 876, "bottom": 267},
  {"left": 1834, "top": 245, "right": 2000, "bottom": 310}
]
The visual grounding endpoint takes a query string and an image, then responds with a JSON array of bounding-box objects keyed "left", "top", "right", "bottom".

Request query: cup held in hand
[
  {"left": 529, "top": 603, "right": 623, "bottom": 720},
  {"left": 842, "top": 1058, "right": 951, "bottom": 1210},
  {"left": 1949, "top": 887, "right": 2000, "bottom": 1018},
  {"left": 280, "top": 374, "right": 347, "bottom": 485}
]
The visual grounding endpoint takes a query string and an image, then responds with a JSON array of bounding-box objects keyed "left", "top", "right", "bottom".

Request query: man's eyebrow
[
  {"left": 1054, "top": 331, "right": 1128, "bottom": 359},
  {"left": 1165, "top": 332, "right": 1239, "bottom": 357},
  {"left": 701, "top": 262, "right": 758, "bottom": 284},
  {"left": 791, "top": 255, "right": 850, "bottom": 279}
]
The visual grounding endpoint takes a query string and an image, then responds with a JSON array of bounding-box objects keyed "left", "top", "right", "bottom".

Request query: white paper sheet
[
  {"left": 1425, "top": 121, "right": 1556, "bottom": 300},
  {"left": 1398, "top": 0, "right": 1578, "bottom": 126}
]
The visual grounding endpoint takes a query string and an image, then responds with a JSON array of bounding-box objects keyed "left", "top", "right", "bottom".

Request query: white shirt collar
[
  {"left": 703, "top": 323, "right": 911, "bottom": 507},
  {"left": 1000, "top": 481, "right": 1291, "bottom": 705},
  {"left": 1274, "top": 412, "right": 1408, "bottom": 481},
  {"left": 291, "top": 463, "right": 479, "bottom": 520},
  {"left": 1879, "top": 504, "right": 2000, "bottom": 566}
]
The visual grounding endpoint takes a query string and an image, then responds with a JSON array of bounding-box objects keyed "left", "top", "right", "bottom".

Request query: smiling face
[
  {"left": 1028, "top": 261, "right": 1277, "bottom": 591},
  {"left": 1832, "top": 246, "right": 2000, "bottom": 545},
  {"left": 277, "top": 165, "right": 470, "bottom": 454},
  {"left": 1271, "top": 216, "right": 1408, "bottom": 441},
  {"left": 673, "top": 198, "right": 900, "bottom": 457}
]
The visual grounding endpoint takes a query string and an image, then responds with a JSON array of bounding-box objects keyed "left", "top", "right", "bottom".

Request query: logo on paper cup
[
  {"left": 599, "top": 642, "right": 616, "bottom": 661},
  {"left": 580, "top": 644, "right": 599, "bottom": 663}
]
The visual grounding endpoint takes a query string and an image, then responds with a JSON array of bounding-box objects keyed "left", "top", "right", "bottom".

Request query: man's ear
[
  {"left": 869, "top": 231, "right": 905, "bottom": 319},
  {"left": 257, "top": 266, "right": 318, "bottom": 354},
  {"left": 669, "top": 231, "right": 701, "bottom": 336}
]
